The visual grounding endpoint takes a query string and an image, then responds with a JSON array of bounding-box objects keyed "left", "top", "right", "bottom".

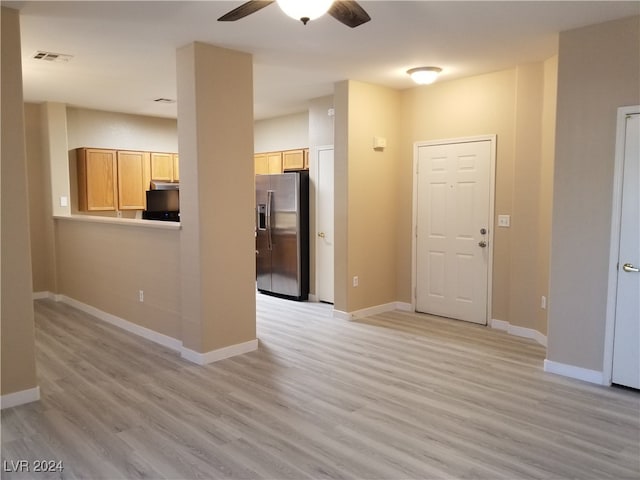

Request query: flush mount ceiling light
[
  {"left": 407, "top": 66, "right": 442, "bottom": 85},
  {"left": 276, "top": 0, "right": 334, "bottom": 24}
]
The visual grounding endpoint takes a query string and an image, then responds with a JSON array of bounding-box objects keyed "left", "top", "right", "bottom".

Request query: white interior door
[
  {"left": 415, "top": 140, "right": 491, "bottom": 324},
  {"left": 316, "top": 146, "right": 334, "bottom": 303},
  {"left": 612, "top": 113, "right": 640, "bottom": 389}
]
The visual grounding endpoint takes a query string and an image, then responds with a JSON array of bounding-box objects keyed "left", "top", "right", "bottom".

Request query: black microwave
[{"left": 143, "top": 190, "right": 180, "bottom": 222}]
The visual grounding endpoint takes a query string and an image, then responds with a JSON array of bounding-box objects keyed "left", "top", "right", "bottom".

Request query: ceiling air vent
[
  {"left": 32, "top": 51, "right": 73, "bottom": 63},
  {"left": 154, "top": 98, "right": 176, "bottom": 104}
]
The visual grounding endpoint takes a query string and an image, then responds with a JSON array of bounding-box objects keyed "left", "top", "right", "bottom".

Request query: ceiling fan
[{"left": 217, "top": 1, "right": 371, "bottom": 28}]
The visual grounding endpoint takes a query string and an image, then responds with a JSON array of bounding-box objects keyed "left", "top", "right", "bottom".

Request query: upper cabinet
[
  {"left": 117, "top": 150, "right": 150, "bottom": 210},
  {"left": 255, "top": 152, "right": 283, "bottom": 174},
  {"left": 77, "top": 148, "right": 118, "bottom": 211},
  {"left": 283, "top": 149, "right": 305, "bottom": 171},
  {"left": 76, "top": 148, "right": 177, "bottom": 212},
  {"left": 151, "top": 152, "right": 178, "bottom": 181},
  {"left": 255, "top": 148, "right": 309, "bottom": 175},
  {"left": 172, "top": 154, "right": 179, "bottom": 181}
]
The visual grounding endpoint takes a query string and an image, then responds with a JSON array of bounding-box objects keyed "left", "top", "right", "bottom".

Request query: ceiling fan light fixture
[
  {"left": 276, "top": 0, "right": 334, "bottom": 24},
  {"left": 407, "top": 66, "right": 442, "bottom": 85}
]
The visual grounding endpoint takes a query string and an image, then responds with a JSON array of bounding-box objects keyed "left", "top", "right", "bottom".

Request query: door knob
[
  {"left": 478, "top": 240, "right": 487, "bottom": 248},
  {"left": 318, "top": 232, "right": 325, "bottom": 238},
  {"left": 622, "top": 263, "right": 639, "bottom": 273}
]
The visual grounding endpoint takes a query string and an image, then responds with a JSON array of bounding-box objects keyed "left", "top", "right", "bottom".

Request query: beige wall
[
  {"left": 66, "top": 107, "right": 178, "bottom": 152},
  {"left": 548, "top": 16, "right": 640, "bottom": 371},
  {"left": 177, "top": 42, "right": 256, "bottom": 353},
  {"left": 42, "top": 103, "right": 71, "bottom": 217},
  {"left": 64, "top": 107, "right": 179, "bottom": 218},
  {"left": 399, "top": 69, "right": 517, "bottom": 320},
  {"left": 398, "top": 62, "right": 558, "bottom": 332},
  {"left": 334, "top": 81, "right": 401, "bottom": 313},
  {"left": 25, "top": 104, "right": 52, "bottom": 293},
  {"left": 254, "top": 111, "right": 309, "bottom": 153},
  {"left": 509, "top": 62, "right": 545, "bottom": 334},
  {"left": 309, "top": 95, "right": 335, "bottom": 147},
  {"left": 55, "top": 219, "right": 182, "bottom": 339},
  {"left": 1, "top": 7, "right": 38, "bottom": 397},
  {"left": 537, "top": 55, "right": 558, "bottom": 333}
]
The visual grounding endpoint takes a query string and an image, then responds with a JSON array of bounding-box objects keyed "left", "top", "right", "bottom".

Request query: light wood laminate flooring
[{"left": 2, "top": 295, "right": 639, "bottom": 479}]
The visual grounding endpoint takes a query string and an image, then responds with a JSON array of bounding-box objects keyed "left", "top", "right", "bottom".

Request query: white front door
[
  {"left": 612, "top": 113, "right": 640, "bottom": 389},
  {"left": 415, "top": 140, "right": 492, "bottom": 324},
  {"left": 316, "top": 146, "right": 334, "bottom": 304}
]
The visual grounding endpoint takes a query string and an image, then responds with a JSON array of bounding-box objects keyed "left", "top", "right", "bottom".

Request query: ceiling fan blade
[
  {"left": 328, "top": 1, "right": 371, "bottom": 28},
  {"left": 217, "top": 1, "right": 275, "bottom": 22}
]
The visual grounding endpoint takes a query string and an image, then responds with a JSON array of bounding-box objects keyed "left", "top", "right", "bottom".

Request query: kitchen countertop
[{"left": 54, "top": 214, "right": 181, "bottom": 230}]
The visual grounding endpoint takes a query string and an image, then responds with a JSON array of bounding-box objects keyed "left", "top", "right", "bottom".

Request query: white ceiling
[{"left": 7, "top": 1, "right": 640, "bottom": 120}]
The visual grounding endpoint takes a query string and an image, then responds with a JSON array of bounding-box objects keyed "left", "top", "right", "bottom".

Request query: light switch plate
[
  {"left": 498, "top": 215, "right": 511, "bottom": 227},
  {"left": 60, "top": 196, "right": 68, "bottom": 207}
]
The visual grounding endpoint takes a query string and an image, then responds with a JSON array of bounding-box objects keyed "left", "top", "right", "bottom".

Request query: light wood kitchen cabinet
[
  {"left": 255, "top": 149, "right": 309, "bottom": 175},
  {"left": 77, "top": 148, "right": 118, "bottom": 211},
  {"left": 77, "top": 148, "right": 178, "bottom": 212},
  {"left": 172, "top": 154, "right": 179, "bottom": 181},
  {"left": 255, "top": 152, "right": 283, "bottom": 174},
  {"left": 150, "top": 152, "right": 176, "bottom": 181},
  {"left": 267, "top": 152, "right": 282, "bottom": 173},
  {"left": 255, "top": 153, "right": 268, "bottom": 174},
  {"left": 283, "top": 149, "right": 305, "bottom": 171},
  {"left": 117, "top": 150, "right": 150, "bottom": 210}
]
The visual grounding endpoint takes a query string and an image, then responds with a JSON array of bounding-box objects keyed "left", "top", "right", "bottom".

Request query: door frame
[
  {"left": 411, "top": 135, "right": 497, "bottom": 322},
  {"left": 311, "top": 144, "right": 335, "bottom": 303},
  {"left": 603, "top": 105, "right": 639, "bottom": 386}
]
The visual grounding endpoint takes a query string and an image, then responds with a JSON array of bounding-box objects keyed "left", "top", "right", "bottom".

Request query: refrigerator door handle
[{"left": 266, "top": 190, "right": 273, "bottom": 251}]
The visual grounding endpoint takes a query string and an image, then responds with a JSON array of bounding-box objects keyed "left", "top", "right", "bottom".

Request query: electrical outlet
[
  {"left": 353, "top": 276, "right": 359, "bottom": 287},
  {"left": 139, "top": 290, "right": 144, "bottom": 302},
  {"left": 541, "top": 295, "right": 547, "bottom": 309}
]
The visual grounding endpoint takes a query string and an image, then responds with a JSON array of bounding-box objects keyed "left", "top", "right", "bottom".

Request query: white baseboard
[
  {"left": 351, "top": 302, "right": 399, "bottom": 318},
  {"left": 332, "top": 309, "right": 351, "bottom": 320},
  {"left": 543, "top": 359, "right": 604, "bottom": 385},
  {"left": 489, "top": 318, "right": 509, "bottom": 331},
  {"left": 334, "top": 301, "right": 413, "bottom": 320},
  {"left": 32, "top": 291, "right": 54, "bottom": 300},
  {"left": 395, "top": 302, "right": 413, "bottom": 312},
  {"left": 40, "top": 292, "right": 257, "bottom": 366},
  {"left": 1, "top": 386, "right": 40, "bottom": 410},
  {"left": 57, "top": 295, "right": 183, "bottom": 352},
  {"left": 181, "top": 339, "right": 258, "bottom": 365},
  {"left": 490, "top": 318, "right": 547, "bottom": 347}
]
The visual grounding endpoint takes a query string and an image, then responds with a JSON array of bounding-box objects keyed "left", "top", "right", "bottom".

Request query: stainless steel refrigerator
[{"left": 256, "top": 171, "right": 309, "bottom": 301}]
